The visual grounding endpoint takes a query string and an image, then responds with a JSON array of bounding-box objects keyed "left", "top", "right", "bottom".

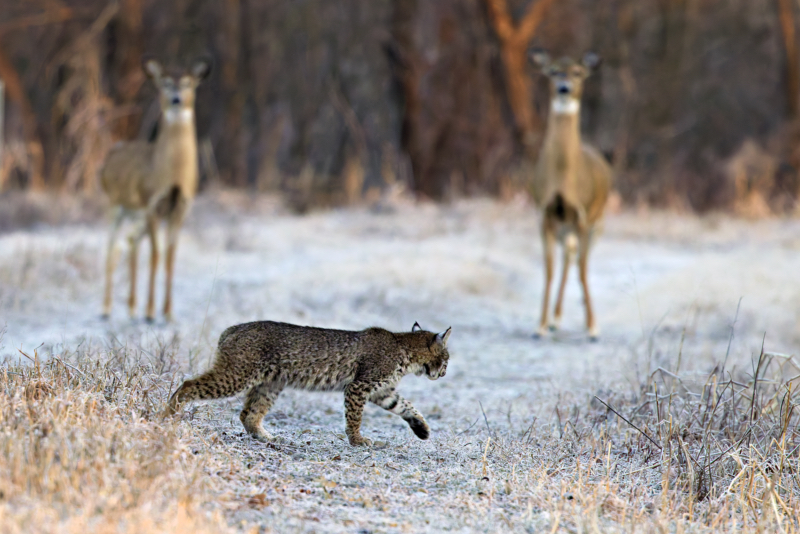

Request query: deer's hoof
[{"left": 588, "top": 326, "right": 600, "bottom": 342}]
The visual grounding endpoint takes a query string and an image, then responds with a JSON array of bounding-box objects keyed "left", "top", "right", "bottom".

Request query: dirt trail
[{"left": 1, "top": 197, "right": 798, "bottom": 531}]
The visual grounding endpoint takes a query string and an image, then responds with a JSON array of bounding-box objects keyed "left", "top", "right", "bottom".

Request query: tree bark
[
  {"left": 484, "top": 0, "right": 556, "bottom": 148},
  {"left": 112, "top": 0, "right": 145, "bottom": 140},
  {"left": 778, "top": 0, "right": 799, "bottom": 118},
  {"left": 0, "top": 42, "right": 44, "bottom": 189}
]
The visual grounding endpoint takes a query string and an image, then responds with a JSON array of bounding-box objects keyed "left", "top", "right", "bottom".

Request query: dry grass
[
  {"left": 2, "top": 331, "right": 798, "bottom": 533},
  {"left": 0, "top": 340, "right": 240, "bottom": 534},
  {"left": 572, "top": 341, "right": 800, "bottom": 532}
]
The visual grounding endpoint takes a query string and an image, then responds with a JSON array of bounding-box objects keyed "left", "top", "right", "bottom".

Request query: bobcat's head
[{"left": 411, "top": 322, "right": 452, "bottom": 380}]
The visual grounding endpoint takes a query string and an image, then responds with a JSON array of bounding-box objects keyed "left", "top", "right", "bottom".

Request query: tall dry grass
[
  {"left": 0, "top": 340, "right": 238, "bottom": 534},
  {"left": 0, "top": 327, "right": 798, "bottom": 532},
  {"left": 522, "top": 338, "right": 800, "bottom": 532}
]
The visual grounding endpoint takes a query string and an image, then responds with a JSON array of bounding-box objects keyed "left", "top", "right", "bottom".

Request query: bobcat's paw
[
  {"left": 348, "top": 435, "right": 373, "bottom": 447},
  {"left": 248, "top": 428, "right": 275, "bottom": 442},
  {"left": 408, "top": 417, "right": 430, "bottom": 440}
]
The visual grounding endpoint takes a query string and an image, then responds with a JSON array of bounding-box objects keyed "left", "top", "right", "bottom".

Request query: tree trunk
[
  {"left": 779, "top": 0, "right": 799, "bottom": 118},
  {"left": 112, "top": 0, "right": 145, "bottom": 140},
  {"left": 0, "top": 43, "right": 44, "bottom": 190},
  {"left": 484, "top": 0, "right": 556, "bottom": 150}
]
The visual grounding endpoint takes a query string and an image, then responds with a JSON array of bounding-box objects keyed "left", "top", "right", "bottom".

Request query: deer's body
[
  {"left": 101, "top": 58, "right": 210, "bottom": 321},
  {"left": 529, "top": 52, "right": 612, "bottom": 340}
]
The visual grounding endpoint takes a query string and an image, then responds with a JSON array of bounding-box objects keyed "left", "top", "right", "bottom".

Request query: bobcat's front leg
[
  {"left": 370, "top": 388, "right": 430, "bottom": 440},
  {"left": 344, "top": 381, "right": 372, "bottom": 446}
]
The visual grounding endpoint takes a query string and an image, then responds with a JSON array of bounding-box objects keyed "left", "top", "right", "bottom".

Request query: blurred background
[{"left": 0, "top": 0, "right": 799, "bottom": 215}]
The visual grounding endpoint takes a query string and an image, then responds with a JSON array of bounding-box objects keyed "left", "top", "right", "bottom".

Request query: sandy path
[{"left": 1, "top": 196, "right": 798, "bottom": 531}]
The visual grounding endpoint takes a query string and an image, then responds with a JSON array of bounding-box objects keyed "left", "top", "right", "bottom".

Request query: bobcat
[{"left": 165, "top": 321, "right": 452, "bottom": 446}]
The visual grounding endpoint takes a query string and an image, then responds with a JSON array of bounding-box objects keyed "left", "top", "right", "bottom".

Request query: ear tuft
[
  {"left": 412, "top": 321, "right": 422, "bottom": 333},
  {"left": 530, "top": 49, "right": 551, "bottom": 69},
  {"left": 582, "top": 51, "right": 601, "bottom": 71},
  {"left": 435, "top": 326, "right": 452, "bottom": 347},
  {"left": 191, "top": 57, "right": 212, "bottom": 81},
  {"left": 143, "top": 58, "right": 163, "bottom": 80}
]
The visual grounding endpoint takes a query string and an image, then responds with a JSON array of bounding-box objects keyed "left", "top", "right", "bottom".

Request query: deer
[
  {"left": 100, "top": 57, "right": 211, "bottom": 322},
  {"left": 528, "top": 51, "right": 612, "bottom": 341}
]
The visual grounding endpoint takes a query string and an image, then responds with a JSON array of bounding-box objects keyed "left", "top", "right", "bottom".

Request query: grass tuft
[{"left": 0, "top": 346, "right": 235, "bottom": 534}]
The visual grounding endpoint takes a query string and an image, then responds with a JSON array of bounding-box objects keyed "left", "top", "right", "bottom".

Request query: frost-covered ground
[{"left": 1, "top": 194, "right": 799, "bottom": 532}]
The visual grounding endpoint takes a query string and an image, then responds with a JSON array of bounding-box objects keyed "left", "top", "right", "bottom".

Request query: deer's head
[
  {"left": 143, "top": 58, "right": 212, "bottom": 124},
  {"left": 530, "top": 51, "right": 600, "bottom": 114}
]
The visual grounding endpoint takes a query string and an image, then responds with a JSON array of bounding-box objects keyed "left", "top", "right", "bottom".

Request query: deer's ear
[
  {"left": 582, "top": 52, "right": 601, "bottom": 71},
  {"left": 191, "top": 57, "right": 212, "bottom": 82},
  {"left": 434, "top": 327, "right": 452, "bottom": 347},
  {"left": 530, "top": 49, "right": 551, "bottom": 69},
  {"left": 412, "top": 322, "right": 422, "bottom": 333},
  {"left": 143, "top": 58, "right": 163, "bottom": 80}
]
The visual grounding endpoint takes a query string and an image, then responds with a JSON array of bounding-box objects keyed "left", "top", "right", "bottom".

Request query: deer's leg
[
  {"left": 144, "top": 214, "right": 160, "bottom": 323},
  {"left": 577, "top": 230, "right": 598, "bottom": 341},
  {"left": 163, "top": 221, "right": 179, "bottom": 322},
  {"left": 163, "top": 203, "right": 188, "bottom": 322},
  {"left": 536, "top": 218, "right": 556, "bottom": 338},
  {"left": 102, "top": 207, "right": 124, "bottom": 318},
  {"left": 370, "top": 388, "right": 429, "bottom": 440},
  {"left": 239, "top": 381, "right": 283, "bottom": 441},
  {"left": 126, "top": 217, "right": 148, "bottom": 318},
  {"left": 553, "top": 233, "right": 577, "bottom": 331}
]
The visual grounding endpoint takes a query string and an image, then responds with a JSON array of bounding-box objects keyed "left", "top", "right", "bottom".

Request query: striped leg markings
[
  {"left": 370, "top": 389, "right": 430, "bottom": 440},
  {"left": 344, "top": 381, "right": 372, "bottom": 446}
]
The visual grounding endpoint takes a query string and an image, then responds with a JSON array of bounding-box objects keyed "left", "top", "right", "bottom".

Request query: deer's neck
[
  {"left": 544, "top": 97, "right": 581, "bottom": 147},
  {"left": 537, "top": 97, "right": 584, "bottom": 201},
  {"left": 154, "top": 109, "right": 199, "bottom": 194},
  {"left": 542, "top": 98, "right": 582, "bottom": 165}
]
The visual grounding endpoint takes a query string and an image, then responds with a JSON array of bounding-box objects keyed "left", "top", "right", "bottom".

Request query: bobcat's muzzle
[{"left": 424, "top": 363, "right": 446, "bottom": 380}]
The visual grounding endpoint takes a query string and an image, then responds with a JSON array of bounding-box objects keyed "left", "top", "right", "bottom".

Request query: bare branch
[
  {"left": 484, "top": 0, "right": 515, "bottom": 42},
  {"left": 517, "top": 0, "right": 558, "bottom": 44}
]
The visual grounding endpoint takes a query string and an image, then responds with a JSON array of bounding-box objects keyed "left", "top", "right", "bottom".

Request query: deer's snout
[
  {"left": 557, "top": 83, "right": 571, "bottom": 95},
  {"left": 171, "top": 96, "right": 182, "bottom": 105}
]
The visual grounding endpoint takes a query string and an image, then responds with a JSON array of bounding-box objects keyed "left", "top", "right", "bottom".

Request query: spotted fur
[{"left": 165, "top": 321, "right": 452, "bottom": 446}]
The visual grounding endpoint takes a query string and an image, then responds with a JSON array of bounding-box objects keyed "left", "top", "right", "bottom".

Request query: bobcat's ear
[
  {"left": 412, "top": 321, "right": 422, "bottom": 332},
  {"left": 435, "top": 327, "right": 452, "bottom": 347}
]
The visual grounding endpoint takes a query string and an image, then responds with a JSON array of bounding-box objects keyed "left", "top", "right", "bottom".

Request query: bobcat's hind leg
[
  {"left": 344, "top": 381, "right": 373, "bottom": 446},
  {"left": 370, "top": 388, "right": 430, "bottom": 440},
  {"left": 164, "top": 368, "right": 252, "bottom": 417},
  {"left": 239, "top": 381, "right": 283, "bottom": 442}
]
